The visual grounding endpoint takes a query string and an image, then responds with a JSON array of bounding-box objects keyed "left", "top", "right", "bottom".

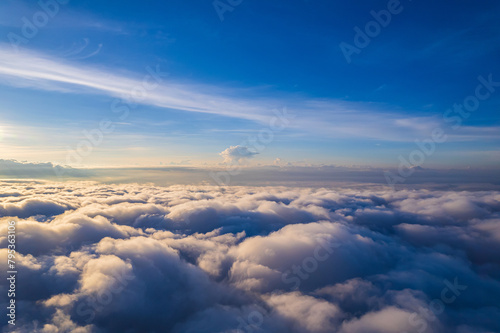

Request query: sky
[
  {"left": 0, "top": 0, "right": 499, "bottom": 171},
  {"left": 2, "top": 3, "right": 500, "bottom": 332}
]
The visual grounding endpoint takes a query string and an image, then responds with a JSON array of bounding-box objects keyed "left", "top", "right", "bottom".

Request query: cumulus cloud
[
  {"left": 219, "top": 145, "right": 259, "bottom": 163},
  {"left": 1, "top": 181, "right": 499, "bottom": 332}
]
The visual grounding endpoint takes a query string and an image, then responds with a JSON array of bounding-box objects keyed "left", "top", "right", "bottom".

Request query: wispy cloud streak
[{"left": 1, "top": 45, "right": 499, "bottom": 143}]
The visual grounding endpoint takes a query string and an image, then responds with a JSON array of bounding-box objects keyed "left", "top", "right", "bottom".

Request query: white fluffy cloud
[
  {"left": 219, "top": 145, "right": 259, "bottom": 163},
  {"left": 0, "top": 181, "right": 499, "bottom": 332}
]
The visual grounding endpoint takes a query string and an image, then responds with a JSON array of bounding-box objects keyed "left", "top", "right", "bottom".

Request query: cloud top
[
  {"left": 0, "top": 181, "right": 499, "bottom": 332},
  {"left": 219, "top": 145, "right": 259, "bottom": 163}
]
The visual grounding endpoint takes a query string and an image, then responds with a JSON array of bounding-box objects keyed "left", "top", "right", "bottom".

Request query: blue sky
[{"left": 0, "top": 0, "right": 499, "bottom": 169}]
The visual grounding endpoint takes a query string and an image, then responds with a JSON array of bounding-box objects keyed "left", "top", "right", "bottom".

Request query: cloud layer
[
  {"left": 3, "top": 159, "right": 500, "bottom": 189},
  {"left": 1, "top": 181, "right": 499, "bottom": 332},
  {"left": 0, "top": 159, "right": 91, "bottom": 179}
]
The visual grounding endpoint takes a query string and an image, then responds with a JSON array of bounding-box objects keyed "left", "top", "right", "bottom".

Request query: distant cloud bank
[
  {"left": 2, "top": 159, "right": 500, "bottom": 189},
  {"left": 0, "top": 159, "right": 92, "bottom": 179},
  {"left": 0, "top": 182, "right": 499, "bottom": 332}
]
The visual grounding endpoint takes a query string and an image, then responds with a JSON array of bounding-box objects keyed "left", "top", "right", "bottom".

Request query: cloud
[
  {"left": 1, "top": 182, "right": 500, "bottom": 332},
  {"left": 0, "top": 45, "right": 273, "bottom": 124},
  {"left": 3, "top": 158, "right": 500, "bottom": 190},
  {"left": 0, "top": 159, "right": 92, "bottom": 179},
  {"left": 4, "top": 46, "right": 499, "bottom": 142},
  {"left": 265, "top": 292, "right": 343, "bottom": 332},
  {"left": 219, "top": 145, "right": 259, "bottom": 163}
]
